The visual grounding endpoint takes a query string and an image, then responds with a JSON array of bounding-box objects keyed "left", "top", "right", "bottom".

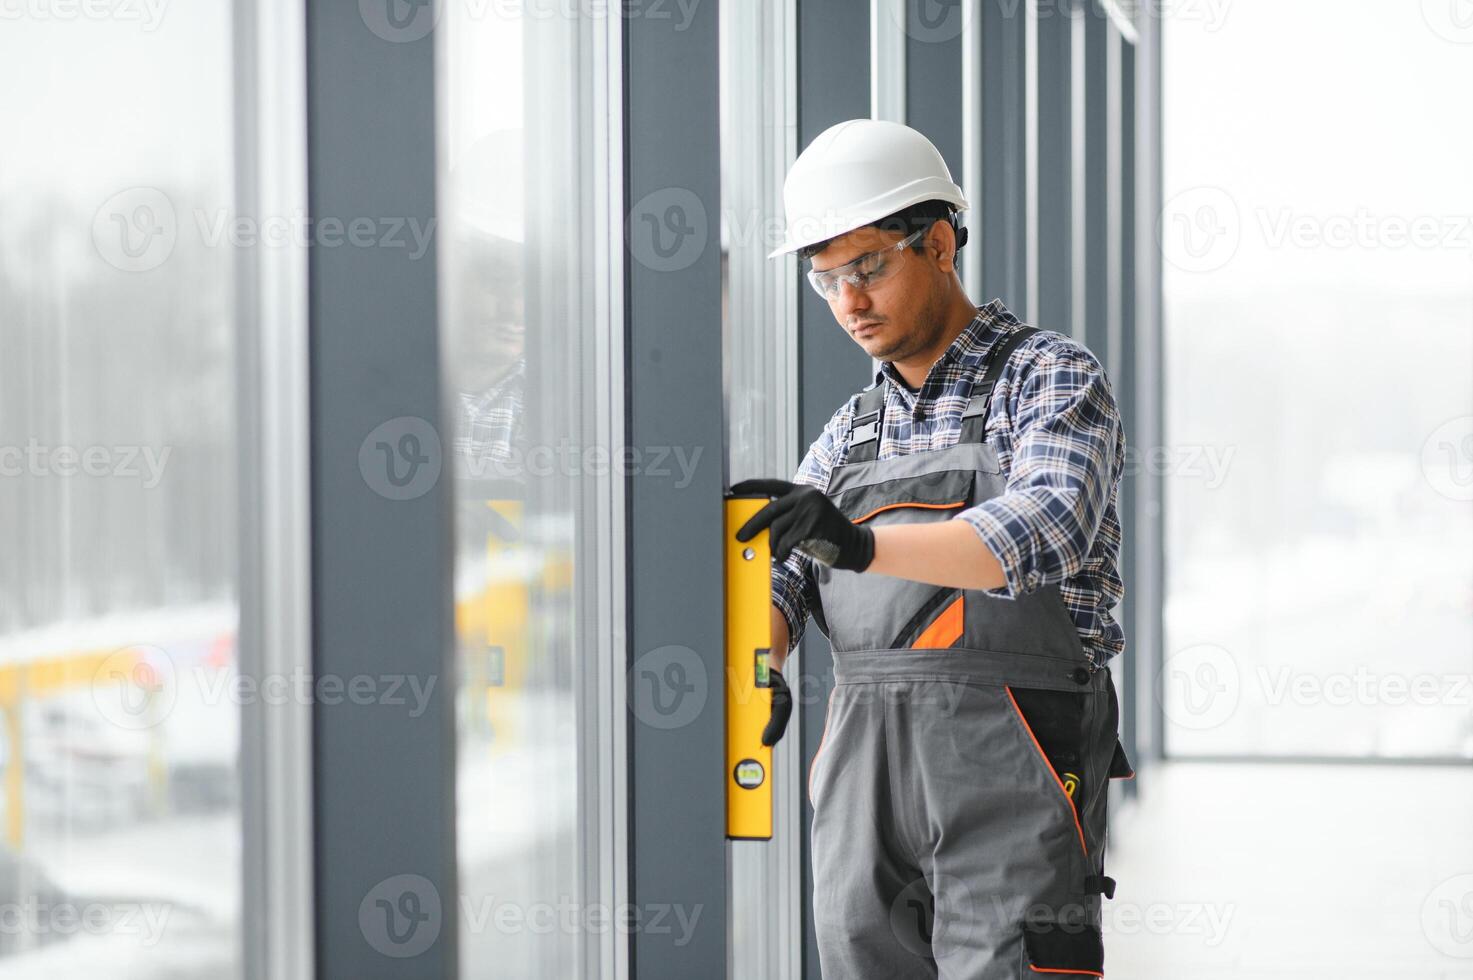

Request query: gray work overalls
[{"left": 807, "top": 326, "right": 1134, "bottom": 979}]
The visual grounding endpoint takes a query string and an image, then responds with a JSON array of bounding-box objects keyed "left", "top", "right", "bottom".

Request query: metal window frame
[
  {"left": 234, "top": 0, "right": 314, "bottom": 976},
  {"left": 1079, "top": 0, "right": 1111, "bottom": 358},
  {"left": 718, "top": 1, "right": 803, "bottom": 976},
  {"left": 870, "top": 0, "right": 906, "bottom": 123},
  {"left": 587, "top": 10, "right": 631, "bottom": 979},
  {"left": 793, "top": 3, "right": 873, "bottom": 977},
  {"left": 1069, "top": 0, "right": 1088, "bottom": 343},
  {"left": 1035, "top": 0, "right": 1075, "bottom": 337},
  {"left": 1116, "top": 26, "right": 1141, "bottom": 800},
  {"left": 962, "top": 0, "right": 983, "bottom": 297},
  {"left": 966, "top": 0, "right": 1029, "bottom": 313},
  {"left": 906, "top": 1, "right": 963, "bottom": 196},
  {"left": 623, "top": 2, "right": 727, "bottom": 977},
  {"left": 304, "top": 5, "right": 455, "bottom": 978},
  {"left": 1133, "top": 1, "right": 1166, "bottom": 770},
  {"left": 1024, "top": 0, "right": 1041, "bottom": 318}
]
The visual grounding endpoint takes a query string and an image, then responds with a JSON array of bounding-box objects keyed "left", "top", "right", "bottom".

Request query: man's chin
[{"left": 861, "top": 338, "right": 903, "bottom": 361}]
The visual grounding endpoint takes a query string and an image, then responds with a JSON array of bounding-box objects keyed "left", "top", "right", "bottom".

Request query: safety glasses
[{"left": 806, "top": 227, "right": 927, "bottom": 300}]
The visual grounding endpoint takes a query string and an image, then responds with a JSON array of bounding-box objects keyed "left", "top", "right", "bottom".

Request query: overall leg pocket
[
  {"left": 1018, "top": 918, "right": 1104, "bottom": 977},
  {"left": 1003, "top": 686, "right": 1091, "bottom": 864}
]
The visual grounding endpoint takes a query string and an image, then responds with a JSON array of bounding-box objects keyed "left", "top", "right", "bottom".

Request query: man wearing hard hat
[{"left": 732, "top": 119, "right": 1134, "bottom": 978}]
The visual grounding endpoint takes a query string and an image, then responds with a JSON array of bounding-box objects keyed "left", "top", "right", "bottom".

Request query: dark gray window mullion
[
  {"left": 905, "top": 3, "right": 963, "bottom": 205},
  {"left": 1138, "top": 9, "right": 1167, "bottom": 767},
  {"left": 795, "top": 3, "right": 872, "bottom": 977},
  {"left": 305, "top": 7, "right": 455, "bottom": 979},
  {"left": 978, "top": 0, "right": 1029, "bottom": 311},
  {"left": 1116, "top": 32, "right": 1140, "bottom": 800},
  {"left": 1036, "top": 0, "right": 1074, "bottom": 335},
  {"left": 1082, "top": 0, "right": 1111, "bottom": 360},
  {"left": 623, "top": 2, "right": 726, "bottom": 978}
]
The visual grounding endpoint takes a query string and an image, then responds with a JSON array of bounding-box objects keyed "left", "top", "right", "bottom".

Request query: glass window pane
[
  {"left": 0, "top": 7, "right": 241, "bottom": 976},
  {"left": 1162, "top": 1, "right": 1473, "bottom": 758},
  {"left": 440, "top": 8, "right": 616, "bottom": 977},
  {"left": 720, "top": 3, "right": 799, "bottom": 975}
]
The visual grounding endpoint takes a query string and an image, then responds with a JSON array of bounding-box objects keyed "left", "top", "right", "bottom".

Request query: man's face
[
  {"left": 808, "top": 223, "right": 947, "bottom": 363},
  {"left": 455, "top": 274, "right": 525, "bottom": 370}
]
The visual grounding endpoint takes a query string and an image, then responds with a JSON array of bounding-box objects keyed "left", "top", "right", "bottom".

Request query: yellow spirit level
[{"left": 724, "top": 494, "right": 773, "bottom": 840}]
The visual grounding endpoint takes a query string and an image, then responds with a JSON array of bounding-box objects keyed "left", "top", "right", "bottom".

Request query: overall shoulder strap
[
  {"left": 959, "top": 325, "right": 1040, "bottom": 444},
  {"left": 843, "top": 383, "right": 887, "bottom": 464}
]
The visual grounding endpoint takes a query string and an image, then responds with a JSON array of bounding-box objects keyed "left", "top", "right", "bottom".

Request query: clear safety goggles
[{"left": 805, "top": 227, "right": 926, "bottom": 300}]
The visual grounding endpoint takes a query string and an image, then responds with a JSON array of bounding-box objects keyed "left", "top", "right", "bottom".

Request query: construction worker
[{"left": 732, "top": 119, "right": 1135, "bottom": 979}]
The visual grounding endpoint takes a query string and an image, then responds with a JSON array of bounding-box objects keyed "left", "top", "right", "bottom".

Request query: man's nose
[{"left": 832, "top": 279, "right": 871, "bottom": 319}]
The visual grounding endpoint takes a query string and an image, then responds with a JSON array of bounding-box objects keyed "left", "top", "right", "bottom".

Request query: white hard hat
[
  {"left": 768, "top": 119, "right": 968, "bottom": 259},
  {"left": 449, "top": 127, "right": 524, "bottom": 245}
]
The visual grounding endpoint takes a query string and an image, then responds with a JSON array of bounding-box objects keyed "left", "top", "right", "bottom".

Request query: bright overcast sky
[{"left": 1164, "top": 0, "right": 1473, "bottom": 292}]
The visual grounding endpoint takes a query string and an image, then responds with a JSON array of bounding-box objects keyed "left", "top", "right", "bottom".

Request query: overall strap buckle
[
  {"left": 959, "top": 325, "right": 1040, "bottom": 444},
  {"left": 844, "top": 384, "right": 887, "bottom": 464}
]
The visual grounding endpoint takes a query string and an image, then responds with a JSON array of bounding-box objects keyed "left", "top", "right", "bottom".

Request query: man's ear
[{"left": 928, "top": 219, "right": 959, "bottom": 274}]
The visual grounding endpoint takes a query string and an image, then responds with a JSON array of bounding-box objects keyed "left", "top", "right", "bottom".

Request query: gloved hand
[
  {"left": 761, "top": 667, "right": 793, "bottom": 746},
  {"left": 731, "top": 479, "right": 875, "bottom": 572}
]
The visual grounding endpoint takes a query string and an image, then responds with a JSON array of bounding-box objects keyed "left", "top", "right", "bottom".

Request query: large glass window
[
  {"left": 1162, "top": 0, "right": 1473, "bottom": 757},
  {"left": 720, "top": 1, "right": 799, "bottom": 974},
  {"left": 439, "top": 6, "right": 621, "bottom": 977},
  {"left": 0, "top": 6, "right": 241, "bottom": 976}
]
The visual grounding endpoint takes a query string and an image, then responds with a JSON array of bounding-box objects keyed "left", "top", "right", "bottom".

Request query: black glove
[
  {"left": 762, "top": 668, "right": 793, "bottom": 746},
  {"left": 731, "top": 479, "right": 875, "bottom": 572}
]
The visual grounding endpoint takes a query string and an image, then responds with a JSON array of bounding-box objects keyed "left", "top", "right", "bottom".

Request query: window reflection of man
[
  {"left": 446, "top": 227, "right": 529, "bottom": 739},
  {"left": 448, "top": 228, "right": 526, "bottom": 485}
]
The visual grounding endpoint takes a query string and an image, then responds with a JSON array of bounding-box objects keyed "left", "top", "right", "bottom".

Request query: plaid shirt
[
  {"left": 452, "top": 357, "right": 526, "bottom": 481},
  {"left": 773, "top": 299, "right": 1126, "bottom": 671}
]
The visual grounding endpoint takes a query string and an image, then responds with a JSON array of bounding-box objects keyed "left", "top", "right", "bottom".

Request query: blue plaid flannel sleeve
[
  {"left": 959, "top": 340, "right": 1124, "bottom": 598},
  {"left": 769, "top": 395, "right": 860, "bottom": 657}
]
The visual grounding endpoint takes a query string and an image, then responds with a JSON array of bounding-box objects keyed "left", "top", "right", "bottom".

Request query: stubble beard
[{"left": 872, "top": 281, "right": 947, "bottom": 365}]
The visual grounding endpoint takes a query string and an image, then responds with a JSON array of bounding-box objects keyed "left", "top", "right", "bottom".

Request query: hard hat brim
[{"left": 767, "top": 180, "right": 969, "bottom": 259}]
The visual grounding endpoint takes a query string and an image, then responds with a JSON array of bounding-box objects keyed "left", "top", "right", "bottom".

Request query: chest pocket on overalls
[
  {"left": 831, "top": 466, "right": 975, "bottom": 527},
  {"left": 814, "top": 464, "right": 978, "bottom": 653}
]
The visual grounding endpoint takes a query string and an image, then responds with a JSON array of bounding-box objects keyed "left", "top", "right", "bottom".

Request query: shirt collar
[
  {"left": 871, "top": 297, "right": 1021, "bottom": 391},
  {"left": 460, "top": 356, "right": 526, "bottom": 412}
]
